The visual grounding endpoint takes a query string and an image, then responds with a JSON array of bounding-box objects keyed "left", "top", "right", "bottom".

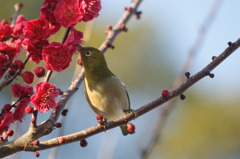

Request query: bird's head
[{"left": 78, "top": 46, "right": 109, "bottom": 75}]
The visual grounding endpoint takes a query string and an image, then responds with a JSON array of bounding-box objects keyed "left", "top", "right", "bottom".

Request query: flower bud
[
  {"left": 127, "top": 123, "right": 135, "bottom": 134},
  {"left": 32, "top": 140, "right": 39, "bottom": 145},
  {"left": 34, "top": 151, "right": 40, "bottom": 157},
  {"left": 6, "top": 129, "right": 14, "bottom": 137},
  {"left": 59, "top": 137, "right": 66, "bottom": 144},
  {"left": 25, "top": 106, "right": 34, "bottom": 114},
  {"left": 34, "top": 67, "right": 45, "bottom": 78},
  {"left": 80, "top": 139, "right": 88, "bottom": 147},
  {"left": 22, "top": 71, "right": 34, "bottom": 84},
  {"left": 2, "top": 104, "right": 12, "bottom": 112},
  {"left": 55, "top": 122, "right": 62, "bottom": 128},
  {"left": 162, "top": 90, "right": 170, "bottom": 98},
  {"left": 96, "top": 114, "right": 103, "bottom": 120}
]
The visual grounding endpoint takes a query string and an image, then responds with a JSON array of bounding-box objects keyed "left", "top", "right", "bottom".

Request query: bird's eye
[{"left": 85, "top": 51, "right": 92, "bottom": 57}]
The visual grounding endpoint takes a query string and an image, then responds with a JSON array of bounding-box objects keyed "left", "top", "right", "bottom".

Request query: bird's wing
[{"left": 112, "top": 76, "right": 131, "bottom": 113}]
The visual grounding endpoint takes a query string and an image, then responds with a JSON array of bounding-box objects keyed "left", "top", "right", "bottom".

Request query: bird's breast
[{"left": 84, "top": 76, "right": 129, "bottom": 120}]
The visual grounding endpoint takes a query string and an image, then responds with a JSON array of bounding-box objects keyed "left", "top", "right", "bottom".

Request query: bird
[{"left": 78, "top": 46, "right": 130, "bottom": 136}]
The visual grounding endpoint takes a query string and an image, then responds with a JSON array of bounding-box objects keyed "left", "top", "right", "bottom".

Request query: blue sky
[{"left": 100, "top": 0, "right": 240, "bottom": 99}]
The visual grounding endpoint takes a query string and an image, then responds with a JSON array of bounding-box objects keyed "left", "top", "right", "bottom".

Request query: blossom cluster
[{"left": 0, "top": 0, "right": 101, "bottom": 135}]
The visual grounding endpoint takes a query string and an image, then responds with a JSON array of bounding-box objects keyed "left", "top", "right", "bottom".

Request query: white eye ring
[{"left": 85, "top": 51, "right": 92, "bottom": 57}]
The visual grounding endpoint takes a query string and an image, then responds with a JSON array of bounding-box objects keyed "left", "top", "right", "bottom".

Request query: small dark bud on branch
[
  {"left": 105, "top": 25, "right": 113, "bottom": 34},
  {"left": 55, "top": 122, "right": 62, "bottom": 128},
  {"left": 104, "top": 41, "right": 115, "bottom": 49},
  {"left": 124, "top": 7, "right": 132, "bottom": 12},
  {"left": 34, "top": 151, "right": 40, "bottom": 157},
  {"left": 97, "top": 119, "right": 105, "bottom": 125},
  {"left": 59, "top": 137, "right": 66, "bottom": 144},
  {"left": 180, "top": 94, "right": 186, "bottom": 100},
  {"left": 120, "top": 24, "right": 128, "bottom": 32},
  {"left": 212, "top": 56, "right": 217, "bottom": 60},
  {"left": 80, "top": 139, "right": 88, "bottom": 147},
  {"left": 32, "top": 140, "right": 40, "bottom": 145},
  {"left": 135, "top": 11, "right": 142, "bottom": 19},
  {"left": 209, "top": 73, "right": 214, "bottom": 78},
  {"left": 228, "top": 41, "right": 232, "bottom": 46},
  {"left": 61, "top": 109, "right": 68, "bottom": 116},
  {"left": 185, "top": 72, "right": 190, "bottom": 78}
]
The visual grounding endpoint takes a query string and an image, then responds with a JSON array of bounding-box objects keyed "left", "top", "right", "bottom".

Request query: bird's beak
[{"left": 78, "top": 45, "right": 84, "bottom": 55}]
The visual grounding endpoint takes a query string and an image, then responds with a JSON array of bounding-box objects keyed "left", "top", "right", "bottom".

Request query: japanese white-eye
[{"left": 79, "top": 46, "right": 130, "bottom": 136}]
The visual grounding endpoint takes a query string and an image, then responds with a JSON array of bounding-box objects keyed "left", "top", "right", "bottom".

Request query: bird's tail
[{"left": 120, "top": 124, "right": 129, "bottom": 136}]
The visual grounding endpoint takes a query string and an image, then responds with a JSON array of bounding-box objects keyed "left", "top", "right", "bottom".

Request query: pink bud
[
  {"left": 2, "top": 104, "right": 12, "bottom": 112},
  {"left": 12, "top": 60, "right": 24, "bottom": 69},
  {"left": 161, "top": 90, "right": 170, "bottom": 98},
  {"left": 127, "top": 123, "right": 135, "bottom": 134},
  {"left": 77, "top": 59, "right": 83, "bottom": 66},
  {"left": 96, "top": 114, "right": 103, "bottom": 120},
  {"left": 32, "top": 140, "right": 39, "bottom": 145},
  {"left": 25, "top": 106, "right": 34, "bottom": 114},
  {"left": 59, "top": 137, "right": 66, "bottom": 144},
  {"left": 22, "top": 71, "right": 34, "bottom": 84},
  {"left": 6, "top": 129, "right": 14, "bottom": 137},
  {"left": 34, "top": 67, "right": 45, "bottom": 78}
]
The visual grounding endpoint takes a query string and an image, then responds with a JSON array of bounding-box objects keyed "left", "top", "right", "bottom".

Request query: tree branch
[
  {"left": 1, "top": 38, "right": 238, "bottom": 156},
  {"left": 99, "top": 0, "right": 143, "bottom": 53}
]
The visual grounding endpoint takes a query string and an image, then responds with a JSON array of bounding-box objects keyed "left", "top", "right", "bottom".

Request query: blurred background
[{"left": 1, "top": 0, "right": 240, "bottom": 159}]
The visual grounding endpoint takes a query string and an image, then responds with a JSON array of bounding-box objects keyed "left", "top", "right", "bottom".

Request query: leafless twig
[{"left": 140, "top": 0, "right": 224, "bottom": 158}]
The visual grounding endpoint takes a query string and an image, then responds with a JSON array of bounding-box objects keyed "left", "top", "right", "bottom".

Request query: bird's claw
[{"left": 124, "top": 108, "right": 137, "bottom": 118}]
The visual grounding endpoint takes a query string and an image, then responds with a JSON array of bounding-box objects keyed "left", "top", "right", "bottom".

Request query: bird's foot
[{"left": 124, "top": 108, "right": 137, "bottom": 119}]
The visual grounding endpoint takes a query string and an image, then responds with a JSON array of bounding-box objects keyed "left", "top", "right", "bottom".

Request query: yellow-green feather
[{"left": 79, "top": 46, "right": 130, "bottom": 136}]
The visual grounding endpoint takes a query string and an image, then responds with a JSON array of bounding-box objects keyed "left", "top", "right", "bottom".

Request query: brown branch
[
  {"left": 0, "top": 37, "right": 238, "bottom": 156},
  {"left": 99, "top": 0, "right": 143, "bottom": 53},
  {"left": 140, "top": 0, "right": 224, "bottom": 158}
]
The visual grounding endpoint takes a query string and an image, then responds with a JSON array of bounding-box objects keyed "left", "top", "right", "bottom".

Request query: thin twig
[
  {"left": 140, "top": 0, "right": 224, "bottom": 158},
  {"left": 12, "top": 3, "right": 23, "bottom": 25},
  {"left": 99, "top": 0, "right": 143, "bottom": 53},
  {"left": 44, "top": 70, "right": 53, "bottom": 82},
  {"left": 61, "top": 27, "right": 71, "bottom": 44}
]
